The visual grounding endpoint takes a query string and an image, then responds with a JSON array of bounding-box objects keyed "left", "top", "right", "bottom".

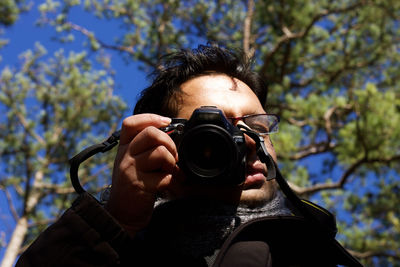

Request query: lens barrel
[{"left": 178, "top": 124, "right": 238, "bottom": 181}]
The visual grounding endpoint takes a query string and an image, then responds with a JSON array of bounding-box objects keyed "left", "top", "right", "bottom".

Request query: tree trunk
[
  {"left": 1, "top": 170, "right": 43, "bottom": 267},
  {"left": 0, "top": 216, "right": 28, "bottom": 267}
]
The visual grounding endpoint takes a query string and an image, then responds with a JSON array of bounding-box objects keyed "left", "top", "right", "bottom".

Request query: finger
[
  {"left": 129, "top": 126, "right": 178, "bottom": 160},
  {"left": 157, "top": 166, "right": 187, "bottom": 193},
  {"left": 134, "top": 145, "right": 177, "bottom": 173},
  {"left": 141, "top": 166, "right": 186, "bottom": 197},
  {"left": 120, "top": 114, "right": 171, "bottom": 145},
  {"left": 137, "top": 172, "right": 175, "bottom": 195}
]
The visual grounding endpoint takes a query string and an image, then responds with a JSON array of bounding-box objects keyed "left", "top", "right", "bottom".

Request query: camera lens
[
  {"left": 179, "top": 124, "right": 236, "bottom": 181},
  {"left": 191, "top": 131, "right": 229, "bottom": 173}
]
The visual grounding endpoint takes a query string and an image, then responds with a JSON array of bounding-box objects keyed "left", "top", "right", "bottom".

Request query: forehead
[{"left": 177, "top": 74, "right": 265, "bottom": 119}]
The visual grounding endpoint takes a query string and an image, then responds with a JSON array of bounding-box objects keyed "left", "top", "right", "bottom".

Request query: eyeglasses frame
[{"left": 227, "top": 113, "right": 280, "bottom": 135}]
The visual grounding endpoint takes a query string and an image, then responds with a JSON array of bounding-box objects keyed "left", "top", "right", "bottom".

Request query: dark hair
[{"left": 133, "top": 44, "right": 267, "bottom": 117}]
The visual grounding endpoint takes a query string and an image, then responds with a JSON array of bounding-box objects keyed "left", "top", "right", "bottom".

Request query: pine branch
[
  {"left": 348, "top": 249, "right": 400, "bottom": 260},
  {"left": 16, "top": 112, "right": 45, "bottom": 146},
  {"left": 36, "top": 183, "right": 76, "bottom": 194},
  {"left": 0, "top": 185, "right": 19, "bottom": 222},
  {"left": 260, "top": 0, "right": 368, "bottom": 75},
  {"left": 284, "top": 141, "right": 336, "bottom": 161},
  {"left": 290, "top": 155, "right": 400, "bottom": 196},
  {"left": 35, "top": 164, "right": 110, "bottom": 195},
  {"left": 281, "top": 105, "right": 352, "bottom": 161},
  {"left": 243, "top": 0, "right": 255, "bottom": 58},
  {"left": 61, "top": 20, "right": 157, "bottom": 68},
  {"left": 27, "top": 218, "right": 56, "bottom": 229}
]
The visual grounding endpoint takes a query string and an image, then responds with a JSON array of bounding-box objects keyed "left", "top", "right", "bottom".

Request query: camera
[{"left": 162, "top": 106, "right": 247, "bottom": 185}]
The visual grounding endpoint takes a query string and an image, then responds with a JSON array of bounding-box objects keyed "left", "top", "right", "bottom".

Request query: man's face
[{"left": 176, "top": 73, "right": 278, "bottom": 207}]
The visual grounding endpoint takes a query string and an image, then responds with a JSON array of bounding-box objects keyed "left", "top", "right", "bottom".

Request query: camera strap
[
  {"left": 239, "top": 126, "right": 338, "bottom": 238},
  {"left": 70, "top": 127, "right": 337, "bottom": 238},
  {"left": 69, "top": 130, "right": 121, "bottom": 194}
]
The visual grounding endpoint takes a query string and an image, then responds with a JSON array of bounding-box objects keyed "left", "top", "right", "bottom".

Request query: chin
[{"left": 239, "top": 181, "right": 277, "bottom": 208}]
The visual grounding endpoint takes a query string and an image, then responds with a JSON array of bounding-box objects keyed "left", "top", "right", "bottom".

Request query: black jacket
[{"left": 16, "top": 193, "right": 362, "bottom": 267}]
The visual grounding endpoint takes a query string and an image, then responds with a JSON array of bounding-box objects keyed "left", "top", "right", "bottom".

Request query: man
[{"left": 17, "top": 45, "right": 362, "bottom": 266}]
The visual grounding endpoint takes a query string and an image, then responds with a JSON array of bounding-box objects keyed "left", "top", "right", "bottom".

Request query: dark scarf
[{"left": 145, "top": 191, "right": 291, "bottom": 264}]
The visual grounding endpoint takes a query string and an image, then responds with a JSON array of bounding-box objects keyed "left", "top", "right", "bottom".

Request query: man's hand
[{"left": 105, "top": 114, "right": 180, "bottom": 237}]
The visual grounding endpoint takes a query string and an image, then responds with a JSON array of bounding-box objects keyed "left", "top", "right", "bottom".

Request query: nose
[{"left": 243, "top": 131, "right": 258, "bottom": 162}]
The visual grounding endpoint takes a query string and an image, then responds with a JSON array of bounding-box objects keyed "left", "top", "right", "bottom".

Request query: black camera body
[{"left": 162, "top": 106, "right": 247, "bottom": 185}]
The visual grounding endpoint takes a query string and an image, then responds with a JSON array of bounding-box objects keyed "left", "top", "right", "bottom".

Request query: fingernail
[{"left": 160, "top": 116, "right": 172, "bottom": 124}]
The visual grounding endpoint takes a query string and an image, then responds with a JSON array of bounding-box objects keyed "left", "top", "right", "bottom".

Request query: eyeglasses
[{"left": 228, "top": 114, "right": 280, "bottom": 135}]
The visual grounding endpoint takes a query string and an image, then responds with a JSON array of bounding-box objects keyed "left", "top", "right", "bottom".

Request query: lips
[{"left": 243, "top": 163, "right": 267, "bottom": 189}]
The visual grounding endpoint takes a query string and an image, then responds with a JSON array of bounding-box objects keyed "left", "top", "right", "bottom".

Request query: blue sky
[{"left": 0, "top": 2, "right": 148, "bottom": 115}]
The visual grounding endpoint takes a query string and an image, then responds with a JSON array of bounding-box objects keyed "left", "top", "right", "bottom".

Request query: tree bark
[
  {"left": 1, "top": 216, "right": 28, "bottom": 267},
  {"left": 1, "top": 170, "right": 43, "bottom": 267}
]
